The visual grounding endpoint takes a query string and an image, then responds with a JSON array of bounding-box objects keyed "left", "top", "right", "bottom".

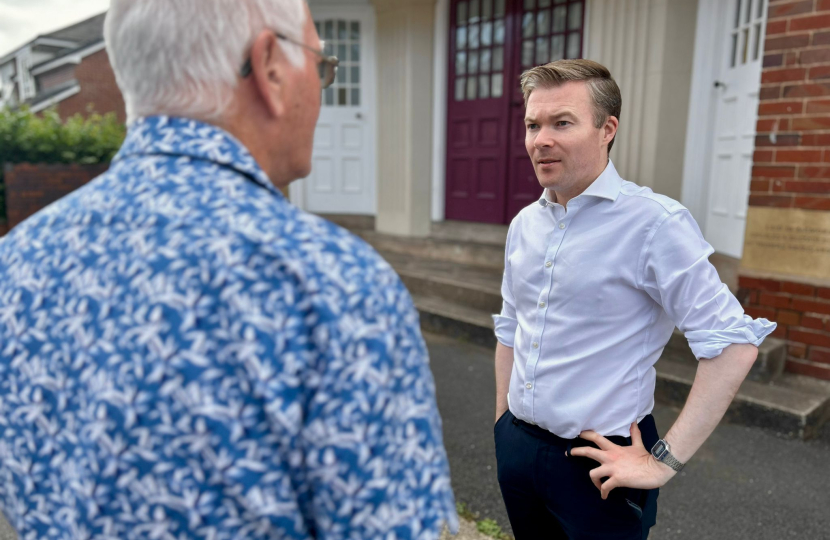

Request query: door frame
[
  {"left": 681, "top": 0, "right": 733, "bottom": 235},
  {"left": 289, "top": 0, "right": 378, "bottom": 215},
  {"left": 432, "top": 0, "right": 451, "bottom": 222}
]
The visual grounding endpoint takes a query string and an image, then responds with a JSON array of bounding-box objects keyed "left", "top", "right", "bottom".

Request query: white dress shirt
[{"left": 493, "top": 161, "right": 776, "bottom": 438}]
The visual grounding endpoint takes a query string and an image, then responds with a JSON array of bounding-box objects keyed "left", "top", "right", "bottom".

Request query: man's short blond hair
[{"left": 520, "top": 59, "right": 621, "bottom": 153}]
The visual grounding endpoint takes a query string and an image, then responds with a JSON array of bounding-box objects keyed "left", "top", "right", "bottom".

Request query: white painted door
[
  {"left": 704, "top": 0, "right": 767, "bottom": 258},
  {"left": 293, "top": 6, "right": 376, "bottom": 215}
]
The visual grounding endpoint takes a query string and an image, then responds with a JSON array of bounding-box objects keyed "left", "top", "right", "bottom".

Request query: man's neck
[{"left": 548, "top": 159, "right": 609, "bottom": 209}]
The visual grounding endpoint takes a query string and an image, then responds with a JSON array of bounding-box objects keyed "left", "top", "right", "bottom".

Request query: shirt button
[
  {"left": 559, "top": 222, "right": 566, "bottom": 229},
  {"left": 526, "top": 383, "right": 533, "bottom": 389},
  {"left": 545, "top": 261, "right": 552, "bottom": 268},
  {"left": 532, "top": 342, "right": 539, "bottom": 349},
  {"left": 539, "top": 302, "right": 546, "bottom": 308}
]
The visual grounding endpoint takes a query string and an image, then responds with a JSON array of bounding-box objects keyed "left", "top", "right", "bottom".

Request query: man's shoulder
[{"left": 617, "top": 180, "right": 687, "bottom": 220}]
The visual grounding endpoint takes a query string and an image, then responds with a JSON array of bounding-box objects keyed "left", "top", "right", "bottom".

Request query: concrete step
[
  {"left": 360, "top": 230, "right": 505, "bottom": 271},
  {"left": 410, "top": 293, "right": 830, "bottom": 440}
]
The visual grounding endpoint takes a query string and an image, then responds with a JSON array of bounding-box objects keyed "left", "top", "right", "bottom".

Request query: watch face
[{"left": 652, "top": 441, "right": 667, "bottom": 459}]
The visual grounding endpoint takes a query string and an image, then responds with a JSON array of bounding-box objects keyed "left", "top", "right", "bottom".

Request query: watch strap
[{"left": 660, "top": 451, "right": 685, "bottom": 472}]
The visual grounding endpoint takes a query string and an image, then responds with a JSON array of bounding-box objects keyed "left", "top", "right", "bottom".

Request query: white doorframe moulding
[{"left": 431, "top": 0, "right": 450, "bottom": 223}]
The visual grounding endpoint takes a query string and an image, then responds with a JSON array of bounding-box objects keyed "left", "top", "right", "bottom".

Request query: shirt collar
[
  {"left": 540, "top": 160, "right": 622, "bottom": 206},
  {"left": 112, "top": 115, "right": 280, "bottom": 196}
]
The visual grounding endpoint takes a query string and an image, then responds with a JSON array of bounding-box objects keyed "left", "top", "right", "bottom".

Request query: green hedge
[{"left": 0, "top": 106, "right": 126, "bottom": 222}]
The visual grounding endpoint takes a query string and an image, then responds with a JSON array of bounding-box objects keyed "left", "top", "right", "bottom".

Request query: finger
[
  {"left": 579, "top": 430, "right": 615, "bottom": 451},
  {"left": 629, "top": 422, "right": 644, "bottom": 448},
  {"left": 568, "top": 446, "right": 607, "bottom": 464},
  {"left": 588, "top": 467, "right": 609, "bottom": 491},
  {"left": 600, "top": 477, "right": 619, "bottom": 500}
]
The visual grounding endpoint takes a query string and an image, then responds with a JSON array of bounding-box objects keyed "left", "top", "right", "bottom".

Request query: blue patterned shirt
[{"left": 0, "top": 116, "right": 457, "bottom": 540}]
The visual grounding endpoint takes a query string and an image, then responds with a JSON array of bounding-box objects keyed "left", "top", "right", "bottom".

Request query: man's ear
[
  {"left": 248, "top": 30, "right": 286, "bottom": 119},
  {"left": 603, "top": 115, "right": 619, "bottom": 147}
]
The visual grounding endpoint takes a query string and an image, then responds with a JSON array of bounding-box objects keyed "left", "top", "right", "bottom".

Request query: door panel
[{"left": 705, "top": 0, "right": 766, "bottom": 257}]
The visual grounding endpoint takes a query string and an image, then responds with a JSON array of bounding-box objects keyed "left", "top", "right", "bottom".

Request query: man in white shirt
[{"left": 492, "top": 59, "right": 775, "bottom": 539}]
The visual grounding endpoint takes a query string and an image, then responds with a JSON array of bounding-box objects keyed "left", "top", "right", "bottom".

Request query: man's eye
[
  {"left": 527, "top": 124, "right": 539, "bottom": 130},
  {"left": 556, "top": 121, "right": 570, "bottom": 127}
]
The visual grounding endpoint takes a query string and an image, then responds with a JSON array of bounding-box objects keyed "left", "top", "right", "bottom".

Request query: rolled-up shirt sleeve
[
  {"left": 640, "top": 209, "right": 776, "bottom": 359},
  {"left": 493, "top": 222, "right": 518, "bottom": 348}
]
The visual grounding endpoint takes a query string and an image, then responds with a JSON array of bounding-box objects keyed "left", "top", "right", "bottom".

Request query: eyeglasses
[{"left": 240, "top": 32, "right": 339, "bottom": 89}]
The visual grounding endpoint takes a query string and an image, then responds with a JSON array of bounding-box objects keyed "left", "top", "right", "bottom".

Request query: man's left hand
[{"left": 570, "top": 422, "right": 677, "bottom": 500}]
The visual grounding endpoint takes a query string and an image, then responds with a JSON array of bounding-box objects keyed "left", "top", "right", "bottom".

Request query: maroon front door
[{"left": 445, "top": 0, "right": 586, "bottom": 224}]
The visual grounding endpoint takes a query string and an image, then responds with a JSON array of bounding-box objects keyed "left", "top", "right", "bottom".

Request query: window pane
[
  {"left": 457, "top": 26, "right": 467, "bottom": 49},
  {"left": 539, "top": 0, "right": 551, "bottom": 6},
  {"left": 494, "top": 19, "right": 505, "bottom": 44},
  {"left": 538, "top": 9, "right": 551, "bottom": 36},
  {"left": 734, "top": 0, "right": 742, "bottom": 29},
  {"left": 752, "top": 22, "right": 762, "bottom": 61},
  {"left": 492, "top": 73, "right": 504, "bottom": 98},
  {"left": 458, "top": 1, "right": 468, "bottom": 24},
  {"left": 479, "top": 75, "right": 491, "bottom": 99},
  {"left": 455, "top": 78, "right": 466, "bottom": 101},
  {"left": 554, "top": 0, "right": 567, "bottom": 3},
  {"left": 324, "top": 21, "right": 334, "bottom": 40},
  {"left": 351, "top": 21, "right": 360, "bottom": 41},
  {"left": 338, "top": 44, "right": 347, "bottom": 61},
  {"left": 566, "top": 32, "right": 581, "bottom": 58},
  {"left": 351, "top": 65, "right": 360, "bottom": 84},
  {"left": 524, "top": 0, "right": 536, "bottom": 9},
  {"left": 495, "top": 0, "right": 506, "bottom": 17},
  {"left": 325, "top": 87, "right": 334, "bottom": 106},
  {"left": 523, "top": 12, "right": 535, "bottom": 38},
  {"left": 468, "top": 50, "right": 480, "bottom": 73},
  {"left": 351, "top": 88, "right": 360, "bottom": 106},
  {"left": 481, "top": 48, "right": 492, "bottom": 72},
  {"left": 553, "top": 6, "right": 567, "bottom": 32},
  {"left": 467, "top": 76, "right": 477, "bottom": 100},
  {"left": 482, "top": 21, "right": 493, "bottom": 46},
  {"left": 741, "top": 27, "right": 749, "bottom": 64},
  {"left": 456, "top": 51, "right": 467, "bottom": 75},
  {"left": 482, "top": 0, "right": 493, "bottom": 20},
  {"left": 470, "top": 0, "right": 480, "bottom": 22},
  {"left": 568, "top": 3, "right": 583, "bottom": 31},
  {"left": 536, "top": 37, "right": 549, "bottom": 64},
  {"left": 338, "top": 20, "right": 347, "bottom": 40},
  {"left": 730, "top": 32, "right": 738, "bottom": 67},
  {"left": 337, "top": 64, "right": 347, "bottom": 83},
  {"left": 551, "top": 35, "right": 565, "bottom": 61},
  {"left": 493, "top": 46, "right": 504, "bottom": 71},
  {"left": 744, "top": 0, "right": 752, "bottom": 24},
  {"left": 757, "top": 0, "right": 765, "bottom": 19},
  {"left": 338, "top": 88, "right": 347, "bottom": 105},
  {"left": 522, "top": 39, "right": 535, "bottom": 67},
  {"left": 351, "top": 44, "right": 360, "bottom": 62},
  {"left": 470, "top": 24, "right": 480, "bottom": 48},
  {"left": 315, "top": 21, "right": 321, "bottom": 35},
  {"left": 324, "top": 42, "right": 334, "bottom": 56}
]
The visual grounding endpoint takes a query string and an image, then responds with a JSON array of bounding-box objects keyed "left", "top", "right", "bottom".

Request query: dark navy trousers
[{"left": 494, "top": 410, "right": 660, "bottom": 539}]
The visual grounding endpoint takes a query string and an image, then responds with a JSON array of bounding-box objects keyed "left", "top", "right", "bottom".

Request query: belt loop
[{"left": 566, "top": 440, "right": 573, "bottom": 458}]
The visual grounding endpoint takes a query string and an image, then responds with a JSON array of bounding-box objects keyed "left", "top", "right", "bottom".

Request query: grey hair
[
  {"left": 520, "top": 59, "right": 621, "bottom": 153},
  {"left": 105, "top": 0, "right": 308, "bottom": 124}
]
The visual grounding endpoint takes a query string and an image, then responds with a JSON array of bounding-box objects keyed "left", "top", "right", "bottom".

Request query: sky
[{"left": 0, "top": 0, "right": 110, "bottom": 57}]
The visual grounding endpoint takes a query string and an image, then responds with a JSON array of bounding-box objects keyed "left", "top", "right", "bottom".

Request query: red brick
[
  {"left": 801, "top": 315, "right": 827, "bottom": 330},
  {"left": 785, "top": 52, "right": 799, "bottom": 66},
  {"left": 756, "top": 133, "right": 801, "bottom": 147},
  {"left": 756, "top": 118, "right": 779, "bottom": 131},
  {"left": 794, "top": 196, "right": 830, "bottom": 209},
  {"left": 820, "top": 0, "right": 830, "bottom": 10},
  {"left": 738, "top": 276, "right": 783, "bottom": 292},
  {"left": 801, "top": 134, "right": 830, "bottom": 146},
  {"left": 809, "top": 347, "right": 830, "bottom": 364},
  {"left": 760, "top": 292, "right": 793, "bottom": 308},
  {"left": 764, "top": 35, "right": 811, "bottom": 52},
  {"left": 752, "top": 165, "right": 797, "bottom": 178},
  {"left": 790, "top": 13, "right": 830, "bottom": 32},
  {"left": 775, "top": 149, "right": 823, "bottom": 162},
  {"left": 809, "top": 65, "right": 830, "bottom": 80},
  {"left": 801, "top": 48, "right": 830, "bottom": 64},
  {"left": 751, "top": 179, "right": 771, "bottom": 192},
  {"left": 792, "top": 297, "right": 830, "bottom": 315},
  {"left": 798, "top": 166, "right": 830, "bottom": 178},
  {"left": 789, "top": 329, "right": 830, "bottom": 348},
  {"left": 783, "top": 83, "right": 830, "bottom": 97},
  {"left": 782, "top": 281, "right": 817, "bottom": 296},
  {"left": 818, "top": 287, "right": 830, "bottom": 299},
  {"left": 758, "top": 101, "right": 803, "bottom": 115},
  {"left": 772, "top": 325, "right": 789, "bottom": 339},
  {"left": 55, "top": 49, "right": 126, "bottom": 123},
  {"left": 786, "top": 359, "right": 830, "bottom": 380},
  {"left": 788, "top": 342, "right": 808, "bottom": 358},
  {"left": 780, "top": 180, "right": 830, "bottom": 192},
  {"left": 780, "top": 117, "right": 792, "bottom": 130},
  {"left": 750, "top": 290, "right": 761, "bottom": 304},
  {"left": 793, "top": 116, "right": 830, "bottom": 129},
  {"left": 764, "top": 54, "right": 784, "bottom": 68},
  {"left": 769, "top": 0, "right": 816, "bottom": 18},
  {"left": 814, "top": 30, "right": 830, "bottom": 45},
  {"left": 754, "top": 149, "right": 775, "bottom": 163},
  {"left": 766, "top": 19, "right": 789, "bottom": 35},
  {"left": 746, "top": 306, "right": 777, "bottom": 320},
  {"left": 806, "top": 99, "right": 830, "bottom": 113},
  {"left": 777, "top": 310, "right": 802, "bottom": 325},
  {"left": 749, "top": 194, "right": 794, "bottom": 207}
]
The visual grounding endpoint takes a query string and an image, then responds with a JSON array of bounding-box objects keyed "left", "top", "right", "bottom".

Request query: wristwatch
[{"left": 651, "top": 439, "right": 685, "bottom": 472}]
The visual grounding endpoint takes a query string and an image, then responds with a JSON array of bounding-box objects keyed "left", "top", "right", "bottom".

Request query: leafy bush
[{"left": 0, "top": 106, "right": 126, "bottom": 222}]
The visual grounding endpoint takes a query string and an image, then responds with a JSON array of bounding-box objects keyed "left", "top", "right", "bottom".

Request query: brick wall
[
  {"left": 3, "top": 163, "right": 108, "bottom": 230},
  {"left": 739, "top": 0, "right": 830, "bottom": 381},
  {"left": 56, "top": 49, "right": 126, "bottom": 124}
]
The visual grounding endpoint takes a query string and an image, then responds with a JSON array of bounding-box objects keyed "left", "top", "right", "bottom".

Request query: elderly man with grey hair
[{"left": 0, "top": 1, "right": 457, "bottom": 539}]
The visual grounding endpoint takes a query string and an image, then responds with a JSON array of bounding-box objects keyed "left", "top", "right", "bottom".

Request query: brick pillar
[{"left": 740, "top": 0, "right": 830, "bottom": 380}]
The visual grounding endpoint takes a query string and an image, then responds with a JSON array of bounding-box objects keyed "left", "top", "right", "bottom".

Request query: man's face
[
  {"left": 281, "top": 5, "right": 322, "bottom": 181},
  {"left": 524, "top": 82, "right": 609, "bottom": 194}
]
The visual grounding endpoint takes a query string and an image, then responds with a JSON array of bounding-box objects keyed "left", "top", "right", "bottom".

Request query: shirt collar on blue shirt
[
  {"left": 540, "top": 159, "right": 622, "bottom": 206},
  {"left": 113, "top": 115, "right": 281, "bottom": 197}
]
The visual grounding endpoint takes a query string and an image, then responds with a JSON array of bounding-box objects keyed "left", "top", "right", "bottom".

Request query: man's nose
[{"left": 535, "top": 128, "right": 555, "bottom": 149}]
